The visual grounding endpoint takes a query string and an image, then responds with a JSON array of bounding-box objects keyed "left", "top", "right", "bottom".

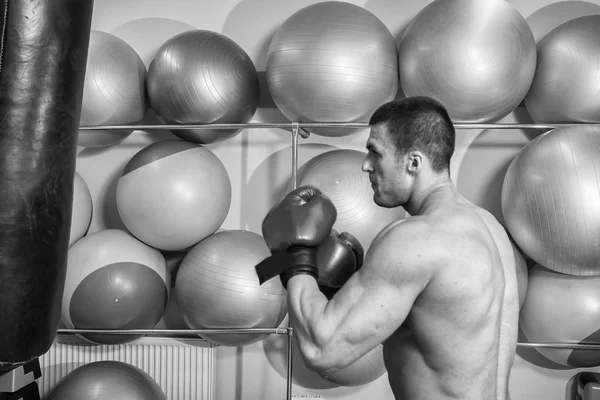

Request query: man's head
[{"left": 362, "top": 96, "right": 455, "bottom": 208}]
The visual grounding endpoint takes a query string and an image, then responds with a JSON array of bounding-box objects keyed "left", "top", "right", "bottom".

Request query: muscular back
[{"left": 383, "top": 199, "right": 519, "bottom": 400}]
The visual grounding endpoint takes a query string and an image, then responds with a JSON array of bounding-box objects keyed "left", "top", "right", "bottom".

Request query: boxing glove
[
  {"left": 317, "top": 230, "right": 364, "bottom": 299},
  {"left": 317, "top": 229, "right": 364, "bottom": 288},
  {"left": 255, "top": 186, "right": 337, "bottom": 288}
]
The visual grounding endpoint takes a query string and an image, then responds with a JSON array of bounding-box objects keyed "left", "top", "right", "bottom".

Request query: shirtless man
[{"left": 255, "top": 96, "right": 520, "bottom": 400}]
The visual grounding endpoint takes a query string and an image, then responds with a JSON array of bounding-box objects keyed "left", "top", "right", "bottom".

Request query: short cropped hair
[{"left": 369, "top": 96, "right": 455, "bottom": 173}]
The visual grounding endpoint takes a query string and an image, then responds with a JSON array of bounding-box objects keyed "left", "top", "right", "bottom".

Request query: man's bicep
[
  {"left": 327, "top": 231, "right": 431, "bottom": 347},
  {"left": 353, "top": 263, "right": 422, "bottom": 332}
]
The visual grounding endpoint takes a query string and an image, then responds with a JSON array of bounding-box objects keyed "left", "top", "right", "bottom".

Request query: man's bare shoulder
[
  {"left": 376, "top": 214, "right": 475, "bottom": 251},
  {"left": 364, "top": 217, "right": 444, "bottom": 281},
  {"left": 367, "top": 212, "right": 489, "bottom": 275}
]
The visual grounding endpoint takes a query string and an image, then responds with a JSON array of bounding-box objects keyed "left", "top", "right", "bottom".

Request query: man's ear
[{"left": 407, "top": 151, "right": 423, "bottom": 174}]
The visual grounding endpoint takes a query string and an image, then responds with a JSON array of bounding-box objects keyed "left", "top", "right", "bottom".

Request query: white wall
[{"left": 77, "top": 0, "right": 600, "bottom": 399}]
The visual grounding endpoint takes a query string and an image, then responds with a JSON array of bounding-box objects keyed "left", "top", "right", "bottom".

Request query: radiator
[{"left": 37, "top": 337, "right": 215, "bottom": 400}]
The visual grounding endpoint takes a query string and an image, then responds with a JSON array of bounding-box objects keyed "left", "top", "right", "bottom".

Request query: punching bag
[{"left": 0, "top": 0, "right": 93, "bottom": 370}]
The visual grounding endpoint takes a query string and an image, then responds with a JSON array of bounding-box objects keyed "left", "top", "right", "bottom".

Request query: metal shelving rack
[{"left": 61, "top": 120, "right": 600, "bottom": 400}]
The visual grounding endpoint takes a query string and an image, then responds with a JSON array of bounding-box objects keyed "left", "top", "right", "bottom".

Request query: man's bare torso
[{"left": 382, "top": 199, "right": 519, "bottom": 400}]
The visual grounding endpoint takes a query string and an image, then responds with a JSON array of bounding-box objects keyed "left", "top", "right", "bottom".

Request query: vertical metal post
[
  {"left": 286, "top": 327, "right": 294, "bottom": 400},
  {"left": 291, "top": 123, "right": 300, "bottom": 191},
  {"left": 287, "top": 123, "right": 302, "bottom": 399}
]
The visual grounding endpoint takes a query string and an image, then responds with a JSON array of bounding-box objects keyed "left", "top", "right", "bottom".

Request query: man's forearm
[
  {"left": 287, "top": 275, "right": 363, "bottom": 373},
  {"left": 287, "top": 275, "right": 335, "bottom": 366}
]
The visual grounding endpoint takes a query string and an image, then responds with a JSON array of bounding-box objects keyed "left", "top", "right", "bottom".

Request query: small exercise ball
[
  {"left": 62, "top": 229, "right": 170, "bottom": 344},
  {"left": 266, "top": 1, "right": 398, "bottom": 137},
  {"left": 317, "top": 345, "right": 386, "bottom": 386},
  {"left": 501, "top": 125, "right": 600, "bottom": 275},
  {"left": 520, "top": 265, "right": 600, "bottom": 367},
  {"left": 399, "top": 0, "right": 536, "bottom": 123},
  {"left": 295, "top": 149, "right": 405, "bottom": 250},
  {"left": 69, "top": 172, "right": 93, "bottom": 247},
  {"left": 147, "top": 30, "right": 259, "bottom": 144},
  {"left": 45, "top": 361, "right": 165, "bottom": 400},
  {"left": 175, "top": 230, "right": 287, "bottom": 347},
  {"left": 116, "top": 140, "right": 231, "bottom": 251},
  {"left": 524, "top": 15, "right": 600, "bottom": 123},
  {"left": 79, "top": 30, "right": 146, "bottom": 148}
]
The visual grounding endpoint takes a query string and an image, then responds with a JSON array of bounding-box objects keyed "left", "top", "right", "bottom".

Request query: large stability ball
[
  {"left": 520, "top": 265, "right": 600, "bottom": 368},
  {"left": 296, "top": 149, "right": 405, "bottom": 250},
  {"left": 399, "top": 0, "right": 537, "bottom": 123},
  {"left": 69, "top": 172, "right": 93, "bottom": 247},
  {"left": 116, "top": 140, "right": 231, "bottom": 251},
  {"left": 175, "top": 230, "right": 287, "bottom": 347},
  {"left": 317, "top": 345, "right": 386, "bottom": 386},
  {"left": 501, "top": 125, "right": 600, "bottom": 275},
  {"left": 147, "top": 30, "right": 259, "bottom": 144},
  {"left": 79, "top": 31, "right": 146, "bottom": 148},
  {"left": 525, "top": 1, "right": 600, "bottom": 44},
  {"left": 45, "top": 361, "right": 165, "bottom": 400},
  {"left": 524, "top": 15, "right": 600, "bottom": 123},
  {"left": 62, "top": 229, "right": 170, "bottom": 345},
  {"left": 266, "top": 1, "right": 398, "bottom": 137},
  {"left": 456, "top": 124, "right": 543, "bottom": 226}
]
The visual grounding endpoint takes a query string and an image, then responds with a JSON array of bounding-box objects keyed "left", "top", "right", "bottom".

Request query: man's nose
[{"left": 362, "top": 156, "right": 372, "bottom": 172}]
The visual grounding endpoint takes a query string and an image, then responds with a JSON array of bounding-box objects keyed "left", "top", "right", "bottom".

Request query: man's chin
[
  {"left": 373, "top": 193, "right": 400, "bottom": 209},
  {"left": 373, "top": 194, "right": 389, "bottom": 208}
]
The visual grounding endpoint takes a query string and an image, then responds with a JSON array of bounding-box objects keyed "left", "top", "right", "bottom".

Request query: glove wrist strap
[
  {"left": 280, "top": 246, "right": 318, "bottom": 288},
  {"left": 254, "top": 246, "right": 318, "bottom": 288}
]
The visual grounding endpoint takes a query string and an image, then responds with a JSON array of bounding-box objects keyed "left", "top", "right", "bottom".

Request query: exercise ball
[
  {"left": 69, "top": 172, "right": 93, "bottom": 247},
  {"left": 45, "top": 361, "right": 165, "bottom": 400},
  {"left": 116, "top": 140, "right": 231, "bottom": 251},
  {"left": 62, "top": 229, "right": 170, "bottom": 344},
  {"left": 501, "top": 125, "right": 600, "bottom": 275},
  {"left": 317, "top": 345, "right": 386, "bottom": 386},
  {"left": 456, "top": 120, "right": 543, "bottom": 226},
  {"left": 295, "top": 149, "right": 405, "bottom": 251},
  {"left": 175, "top": 230, "right": 287, "bottom": 347},
  {"left": 399, "top": 0, "right": 536, "bottom": 123},
  {"left": 79, "top": 30, "right": 146, "bottom": 148},
  {"left": 147, "top": 30, "right": 259, "bottom": 144},
  {"left": 520, "top": 265, "right": 600, "bottom": 367},
  {"left": 266, "top": 1, "right": 398, "bottom": 137},
  {"left": 525, "top": 1, "right": 600, "bottom": 44},
  {"left": 524, "top": 15, "right": 600, "bottom": 123}
]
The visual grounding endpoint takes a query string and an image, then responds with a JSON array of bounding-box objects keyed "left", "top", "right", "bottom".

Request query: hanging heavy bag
[{"left": 0, "top": 0, "right": 94, "bottom": 370}]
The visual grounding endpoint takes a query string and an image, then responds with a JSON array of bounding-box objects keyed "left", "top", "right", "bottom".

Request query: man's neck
[{"left": 405, "top": 174, "right": 454, "bottom": 216}]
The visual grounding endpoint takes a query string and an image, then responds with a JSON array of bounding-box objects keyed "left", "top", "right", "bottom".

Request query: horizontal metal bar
[
  {"left": 53, "top": 329, "right": 600, "bottom": 350},
  {"left": 55, "top": 334, "right": 218, "bottom": 346},
  {"left": 77, "top": 122, "right": 600, "bottom": 131},
  {"left": 78, "top": 123, "right": 300, "bottom": 130},
  {"left": 57, "top": 328, "right": 289, "bottom": 335},
  {"left": 454, "top": 123, "right": 580, "bottom": 130},
  {"left": 517, "top": 342, "right": 600, "bottom": 350}
]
